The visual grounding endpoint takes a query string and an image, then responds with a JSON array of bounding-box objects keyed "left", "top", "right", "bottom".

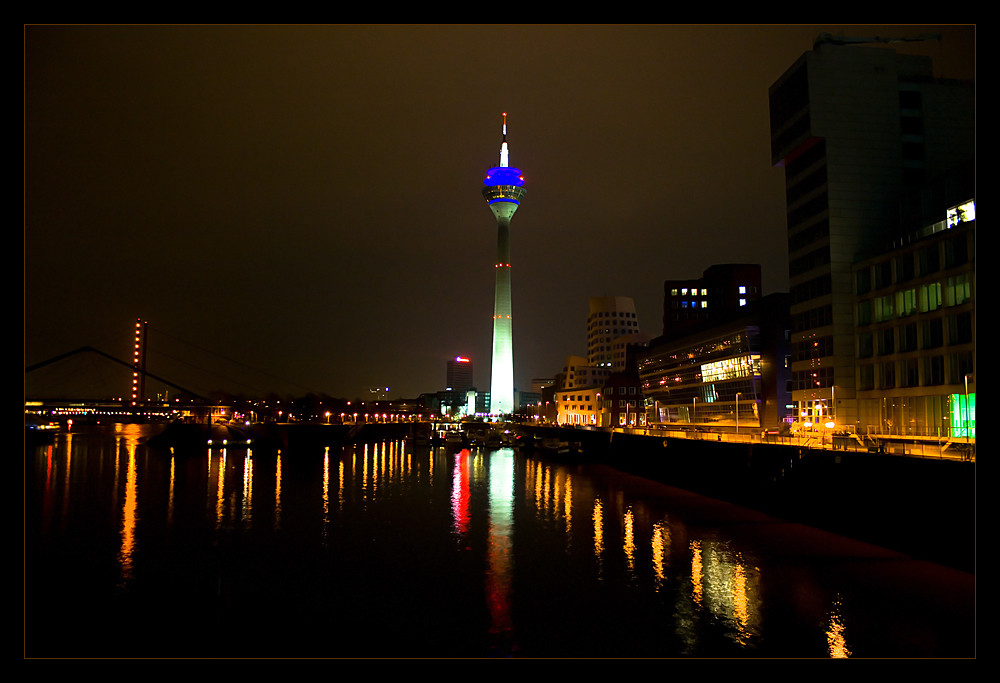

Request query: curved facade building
[
  {"left": 587, "top": 296, "right": 642, "bottom": 372},
  {"left": 482, "top": 114, "right": 525, "bottom": 415}
]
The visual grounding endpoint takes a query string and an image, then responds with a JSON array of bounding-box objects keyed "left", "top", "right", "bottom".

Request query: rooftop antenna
[{"left": 499, "top": 112, "right": 509, "bottom": 168}]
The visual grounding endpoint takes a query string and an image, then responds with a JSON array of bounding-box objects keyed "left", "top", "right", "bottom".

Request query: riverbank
[{"left": 517, "top": 424, "right": 975, "bottom": 574}]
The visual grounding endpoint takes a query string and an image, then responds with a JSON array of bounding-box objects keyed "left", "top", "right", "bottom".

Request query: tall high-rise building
[
  {"left": 446, "top": 356, "right": 474, "bottom": 394},
  {"left": 482, "top": 113, "right": 526, "bottom": 415},
  {"left": 769, "top": 37, "right": 973, "bottom": 426}
]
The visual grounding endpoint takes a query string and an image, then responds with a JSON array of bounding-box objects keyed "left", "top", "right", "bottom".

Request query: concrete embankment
[{"left": 519, "top": 425, "right": 975, "bottom": 573}]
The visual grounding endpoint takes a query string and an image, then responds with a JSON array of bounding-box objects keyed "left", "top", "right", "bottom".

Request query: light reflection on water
[{"left": 25, "top": 427, "right": 973, "bottom": 658}]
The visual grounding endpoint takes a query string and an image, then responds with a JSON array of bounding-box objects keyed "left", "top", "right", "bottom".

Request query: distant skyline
[{"left": 25, "top": 25, "right": 975, "bottom": 400}]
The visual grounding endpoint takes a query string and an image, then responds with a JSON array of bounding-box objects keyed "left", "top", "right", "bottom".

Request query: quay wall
[{"left": 519, "top": 425, "right": 975, "bottom": 573}]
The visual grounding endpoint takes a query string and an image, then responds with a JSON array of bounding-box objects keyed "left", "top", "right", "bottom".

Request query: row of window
[
  {"left": 588, "top": 312, "right": 637, "bottom": 331},
  {"left": 858, "top": 275, "right": 972, "bottom": 325},
  {"left": 559, "top": 385, "right": 637, "bottom": 403},
  {"left": 563, "top": 399, "right": 638, "bottom": 410},
  {"left": 590, "top": 310, "right": 637, "bottom": 318},
  {"left": 790, "top": 273, "right": 832, "bottom": 305},
  {"left": 790, "top": 366, "right": 835, "bottom": 391},
  {"left": 788, "top": 217, "right": 830, "bottom": 253},
  {"left": 588, "top": 322, "right": 640, "bottom": 350},
  {"left": 858, "top": 312, "right": 973, "bottom": 357},
  {"left": 644, "top": 378, "right": 760, "bottom": 405},
  {"left": 786, "top": 158, "right": 826, "bottom": 207},
  {"left": 857, "top": 230, "right": 971, "bottom": 295},
  {"left": 857, "top": 351, "right": 973, "bottom": 390},
  {"left": 792, "top": 304, "right": 833, "bottom": 333},
  {"left": 789, "top": 244, "right": 831, "bottom": 278},
  {"left": 792, "top": 335, "right": 834, "bottom": 361}
]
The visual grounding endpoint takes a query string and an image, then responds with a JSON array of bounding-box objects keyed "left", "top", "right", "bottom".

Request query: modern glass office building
[
  {"left": 769, "top": 39, "right": 974, "bottom": 428},
  {"left": 853, "top": 195, "right": 975, "bottom": 437}
]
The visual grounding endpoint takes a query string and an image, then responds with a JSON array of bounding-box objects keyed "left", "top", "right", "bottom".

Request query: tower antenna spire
[{"left": 499, "top": 112, "right": 509, "bottom": 168}]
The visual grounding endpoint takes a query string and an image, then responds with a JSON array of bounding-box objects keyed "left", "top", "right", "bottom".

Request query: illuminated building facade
[
  {"left": 638, "top": 295, "right": 791, "bottom": 429},
  {"left": 482, "top": 113, "right": 526, "bottom": 415},
  {"left": 769, "top": 39, "right": 974, "bottom": 428},
  {"left": 556, "top": 385, "right": 603, "bottom": 426},
  {"left": 853, "top": 190, "right": 975, "bottom": 438}
]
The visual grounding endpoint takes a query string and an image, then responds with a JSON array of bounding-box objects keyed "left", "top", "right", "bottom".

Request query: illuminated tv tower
[{"left": 482, "top": 112, "right": 526, "bottom": 415}]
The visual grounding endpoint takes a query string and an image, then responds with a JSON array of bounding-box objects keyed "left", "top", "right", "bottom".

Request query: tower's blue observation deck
[{"left": 482, "top": 167, "right": 526, "bottom": 204}]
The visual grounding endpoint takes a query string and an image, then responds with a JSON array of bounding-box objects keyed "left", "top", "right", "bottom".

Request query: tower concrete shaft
[{"left": 482, "top": 113, "right": 525, "bottom": 415}]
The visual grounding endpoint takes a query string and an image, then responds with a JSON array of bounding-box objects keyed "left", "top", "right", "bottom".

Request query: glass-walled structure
[
  {"left": 639, "top": 328, "right": 766, "bottom": 428},
  {"left": 639, "top": 294, "right": 792, "bottom": 431},
  {"left": 853, "top": 200, "right": 975, "bottom": 438}
]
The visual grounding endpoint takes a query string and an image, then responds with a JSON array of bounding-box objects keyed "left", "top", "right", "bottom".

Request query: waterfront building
[
  {"left": 639, "top": 294, "right": 792, "bottom": 430},
  {"left": 663, "top": 265, "right": 762, "bottom": 340},
  {"left": 601, "top": 372, "right": 644, "bottom": 427},
  {"left": 482, "top": 113, "right": 526, "bottom": 416},
  {"left": 769, "top": 37, "right": 974, "bottom": 428},
  {"left": 853, "top": 186, "right": 975, "bottom": 438},
  {"left": 555, "top": 385, "right": 604, "bottom": 426}
]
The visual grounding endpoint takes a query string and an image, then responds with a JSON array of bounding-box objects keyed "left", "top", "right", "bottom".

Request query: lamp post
[
  {"left": 735, "top": 392, "right": 741, "bottom": 437},
  {"left": 964, "top": 374, "right": 971, "bottom": 444},
  {"left": 692, "top": 397, "right": 697, "bottom": 424}
]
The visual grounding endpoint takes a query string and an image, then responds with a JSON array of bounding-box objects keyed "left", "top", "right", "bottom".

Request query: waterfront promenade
[{"left": 608, "top": 423, "right": 975, "bottom": 462}]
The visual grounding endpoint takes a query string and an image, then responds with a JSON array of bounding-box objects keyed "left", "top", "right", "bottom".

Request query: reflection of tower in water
[
  {"left": 446, "top": 448, "right": 517, "bottom": 654},
  {"left": 486, "top": 449, "right": 516, "bottom": 654}
]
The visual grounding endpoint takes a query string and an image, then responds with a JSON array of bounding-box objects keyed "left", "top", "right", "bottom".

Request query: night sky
[{"left": 24, "top": 25, "right": 975, "bottom": 401}]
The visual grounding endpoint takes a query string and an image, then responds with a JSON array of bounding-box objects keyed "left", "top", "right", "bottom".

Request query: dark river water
[{"left": 25, "top": 424, "right": 974, "bottom": 658}]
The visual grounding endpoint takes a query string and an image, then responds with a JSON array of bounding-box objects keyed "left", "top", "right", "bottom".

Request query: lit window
[
  {"left": 740, "top": 299, "right": 747, "bottom": 306},
  {"left": 739, "top": 286, "right": 747, "bottom": 294}
]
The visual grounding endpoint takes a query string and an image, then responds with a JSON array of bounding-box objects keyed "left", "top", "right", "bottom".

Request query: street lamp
[
  {"left": 964, "top": 374, "right": 972, "bottom": 444},
  {"left": 735, "top": 392, "right": 740, "bottom": 436}
]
